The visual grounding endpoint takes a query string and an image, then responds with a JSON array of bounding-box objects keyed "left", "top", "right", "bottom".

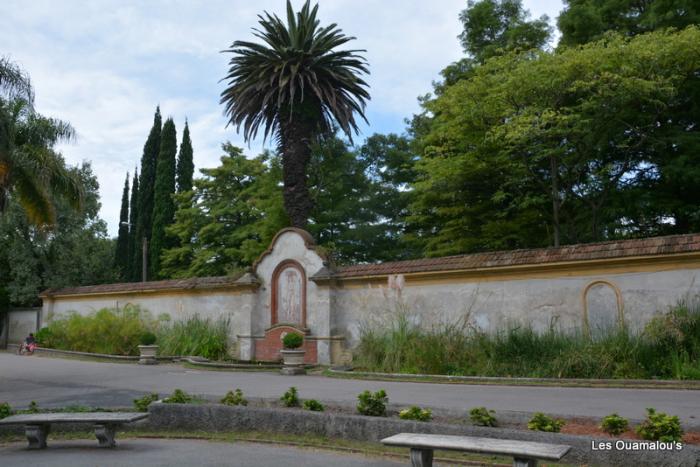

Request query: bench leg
[
  {"left": 409, "top": 448, "right": 433, "bottom": 467},
  {"left": 94, "top": 423, "right": 117, "bottom": 448},
  {"left": 25, "top": 424, "right": 50, "bottom": 449},
  {"left": 513, "top": 457, "right": 537, "bottom": 467}
]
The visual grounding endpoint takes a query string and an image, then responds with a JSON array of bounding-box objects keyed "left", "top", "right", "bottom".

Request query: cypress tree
[
  {"left": 133, "top": 107, "right": 161, "bottom": 281},
  {"left": 127, "top": 168, "right": 139, "bottom": 281},
  {"left": 115, "top": 173, "right": 130, "bottom": 280},
  {"left": 149, "top": 117, "right": 177, "bottom": 279},
  {"left": 176, "top": 119, "right": 194, "bottom": 193}
]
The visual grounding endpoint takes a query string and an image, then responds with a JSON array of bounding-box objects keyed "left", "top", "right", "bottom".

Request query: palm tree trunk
[{"left": 280, "top": 118, "right": 315, "bottom": 228}]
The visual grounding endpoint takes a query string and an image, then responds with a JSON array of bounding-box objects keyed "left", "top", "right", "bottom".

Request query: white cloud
[{"left": 1, "top": 0, "right": 563, "bottom": 236}]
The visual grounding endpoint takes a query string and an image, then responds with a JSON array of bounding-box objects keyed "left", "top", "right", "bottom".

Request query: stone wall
[{"left": 39, "top": 229, "right": 700, "bottom": 364}]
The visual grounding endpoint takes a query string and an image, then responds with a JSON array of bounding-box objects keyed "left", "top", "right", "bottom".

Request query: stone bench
[
  {"left": 0, "top": 412, "right": 148, "bottom": 449},
  {"left": 382, "top": 433, "right": 571, "bottom": 467}
]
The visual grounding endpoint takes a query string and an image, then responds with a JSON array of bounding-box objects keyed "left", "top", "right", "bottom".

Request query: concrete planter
[
  {"left": 280, "top": 349, "right": 305, "bottom": 375},
  {"left": 138, "top": 345, "right": 159, "bottom": 365}
]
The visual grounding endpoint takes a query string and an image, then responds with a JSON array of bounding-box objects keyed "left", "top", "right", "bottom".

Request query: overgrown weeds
[{"left": 354, "top": 302, "right": 700, "bottom": 379}]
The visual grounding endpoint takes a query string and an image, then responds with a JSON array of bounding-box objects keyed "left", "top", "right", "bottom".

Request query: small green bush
[
  {"left": 635, "top": 408, "right": 683, "bottom": 442},
  {"left": 282, "top": 332, "right": 304, "bottom": 349},
  {"left": 0, "top": 402, "right": 11, "bottom": 419},
  {"left": 27, "top": 401, "right": 39, "bottom": 414},
  {"left": 133, "top": 393, "right": 159, "bottom": 412},
  {"left": 357, "top": 389, "right": 388, "bottom": 417},
  {"left": 528, "top": 412, "right": 565, "bottom": 432},
  {"left": 303, "top": 399, "right": 324, "bottom": 411},
  {"left": 163, "top": 389, "right": 193, "bottom": 404},
  {"left": 157, "top": 314, "right": 230, "bottom": 360},
  {"left": 34, "top": 327, "right": 51, "bottom": 346},
  {"left": 399, "top": 406, "right": 432, "bottom": 422},
  {"left": 600, "top": 413, "right": 629, "bottom": 436},
  {"left": 469, "top": 407, "right": 497, "bottom": 427},
  {"left": 140, "top": 331, "right": 157, "bottom": 346},
  {"left": 221, "top": 389, "right": 248, "bottom": 406},
  {"left": 281, "top": 387, "right": 300, "bottom": 407}
]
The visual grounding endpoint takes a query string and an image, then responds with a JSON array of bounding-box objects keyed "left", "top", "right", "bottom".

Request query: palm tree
[
  {"left": 220, "top": 0, "right": 370, "bottom": 228},
  {"left": 0, "top": 59, "right": 82, "bottom": 226}
]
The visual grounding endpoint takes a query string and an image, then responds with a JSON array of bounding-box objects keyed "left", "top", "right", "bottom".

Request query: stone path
[
  {"left": 1, "top": 353, "right": 698, "bottom": 424},
  {"left": 0, "top": 438, "right": 405, "bottom": 467}
]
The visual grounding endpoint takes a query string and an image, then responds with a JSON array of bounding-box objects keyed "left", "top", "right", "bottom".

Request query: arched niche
[
  {"left": 271, "top": 260, "right": 306, "bottom": 328},
  {"left": 582, "top": 280, "right": 624, "bottom": 338}
]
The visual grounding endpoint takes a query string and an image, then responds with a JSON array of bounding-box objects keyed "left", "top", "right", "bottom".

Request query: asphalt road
[
  {"left": 0, "top": 438, "right": 405, "bottom": 467},
  {"left": 1, "top": 352, "right": 698, "bottom": 424}
]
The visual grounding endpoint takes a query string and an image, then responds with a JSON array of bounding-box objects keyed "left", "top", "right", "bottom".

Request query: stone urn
[
  {"left": 280, "top": 331, "right": 306, "bottom": 375},
  {"left": 138, "top": 345, "right": 159, "bottom": 365}
]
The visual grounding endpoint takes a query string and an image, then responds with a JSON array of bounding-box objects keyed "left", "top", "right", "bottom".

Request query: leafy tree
[
  {"left": 558, "top": 0, "right": 700, "bottom": 47},
  {"left": 127, "top": 168, "right": 139, "bottom": 281},
  {"left": 408, "top": 27, "right": 700, "bottom": 254},
  {"left": 0, "top": 163, "right": 116, "bottom": 306},
  {"left": 176, "top": 120, "right": 194, "bottom": 193},
  {"left": 459, "top": 0, "right": 552, "bottom": 63},
  {"left": 132, "top": 107, "right": 161, "bottom": 281},
  {"left": 0, "top": 61, "right": 83, "bottom": 227},
  {"left": 220, "top": 0, "right": 370, "bottom": 228},
  {"left": 115, "top": 173, "right": 129, "bottom": 279},
  {"left": 149, "top": 118, "right": 177, "bottom": 279},
  {"left": 161, "top": 144, "right": 286, "bottom": 278}
]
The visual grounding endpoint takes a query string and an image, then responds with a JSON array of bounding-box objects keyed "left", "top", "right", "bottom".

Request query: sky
[{"left": 1, "top": 0, "right": 563, "bottom": 236}]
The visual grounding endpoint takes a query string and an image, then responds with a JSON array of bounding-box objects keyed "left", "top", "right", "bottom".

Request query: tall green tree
[
  {"left": 460, "top": 0, "right": 552, "bottom": 63},
  {"left": 149, "top": 118, "right": 177, "bottom": 279},
  {"left": 408, "top": 27, "right": 700, "bottom": 254},
  {"left": 161, "top": 144, "right": 286, "bottom": 278},
  {"left": 220, "top": 0, "right": 370, "bottom": 228},
  {"left": 132, "top": 107, "right": 161, "bottom": 281},
  {"left": 558, "top": 0, "right": 700, "bottom": 47},
  {"left": 126, "top": 168, "right": 139, "bottom": 281},
  {"left": 0, "top": 163, "right": 116, "bottom": 306},
  {"left": 114, "top": 173, "right": 129, "bottom": 279},
  {"left": 0, "top": 61, "right": 83, "bottom": 227},
  {"left": 176, "top": 120, "right": 194, "bottom": 193}
]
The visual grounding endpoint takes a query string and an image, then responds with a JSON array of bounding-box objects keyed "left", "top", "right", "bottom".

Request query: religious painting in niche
[
  {"left": 584, "top": 282, "right": 622, "bottom": 338},
  {"left": 274, "top": 263, "right": 305, "bottom": 326}
]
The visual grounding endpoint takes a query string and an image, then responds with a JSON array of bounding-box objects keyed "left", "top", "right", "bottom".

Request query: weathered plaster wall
[
  {"left": 38, "top": 229, "right": 700, "bottom": 364},
  {"left": 330, "top": 268, "right": 700, "bottom": 346},
  {"left": 43, "top": 290, "right": 253, "bottom": 354},
  {"left": 7, "top": 309, "right": 41, "bottom": 343}
]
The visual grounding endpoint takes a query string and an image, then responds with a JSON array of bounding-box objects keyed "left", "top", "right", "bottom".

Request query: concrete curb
[
  {"left": 327, "top": 368, "right": 700, "bottom": 390},
  {"left": 145, "top": 403, "right": 699, "bottom": 467}
]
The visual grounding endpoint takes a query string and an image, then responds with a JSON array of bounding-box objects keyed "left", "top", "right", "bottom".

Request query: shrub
[
  {"left": 303, "top": 399, "right": 324, "bottom": 411},
  {"left": 0, "top": 402, "right": 11, "bottom": 419},
  {"left": 281, "top": 387, "right": 300, "bottom": 407},
  {"left": 139, "top": 331, "right": 157, "bottom": 346},
  {"left": 528, "top": 412, "right": 565, "bottom": 432},
  {"left": 157, "top": 314, "right": 230, "bottom": 360},
  {"left": 34, "top": 327, "right": 51, "bottom": 346},
  {"left": 399, "top": 406, "right": 432, "bottom": 422},
  {"left": 282, "top": 332, "right": 304, "bottom": 350},
  {"left": 357, "top": 389, "right": 388, "bottom": 417},
  {"left": 469, "top": 407, "right": 497, "bottom": 427},
  {"left": 133, "top": 393, "right": 159, "bottom": 412},
  {"left": 221, "top": 389, "right": 248, "bottom": 406},
  {"left": 163, "top": 389, "right": 193, "bottom": 404},
  {"left": 27, "top": 401, "right": 40, "bottom": 414},
  {"left": 635, "top": 408, "right": 683, "bottom": 442},
  {"left": 600, "top": 413, "right": 629, "bottom": 436},
  {"left": 36, "top": 305, "right": 152, "bottom": 356}
]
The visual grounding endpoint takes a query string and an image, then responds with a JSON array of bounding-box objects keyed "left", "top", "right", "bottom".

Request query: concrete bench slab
[
  {"left": 0, "top": 412, "right": 148, "bottom": 449},
  {"left": 382, "top": 433, "right": 570, "bottom": 467}
]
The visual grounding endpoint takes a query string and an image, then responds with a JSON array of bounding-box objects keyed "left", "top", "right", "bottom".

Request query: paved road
[
  {"left": 0, "top": 438, "right": 405, "bottom": 467},
  {"left": 1, "top": 353, "right": 698, "bottom": 424}
]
